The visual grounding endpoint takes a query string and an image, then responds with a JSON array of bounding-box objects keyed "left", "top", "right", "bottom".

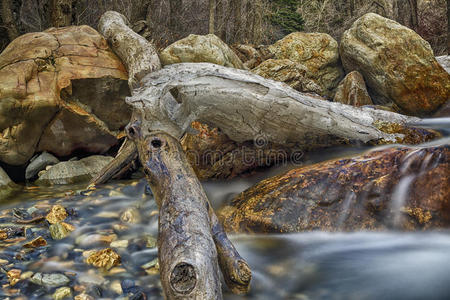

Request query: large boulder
[
  {"left": 0, "top": 26, "right": 131, "bottom": 166},
  {"left": 333, "top": 71, "right": 373, "bottom": 107},
  {"left": 36, "top": 155, "right": 113, "bottom": 185},
  {"left": 340, "top": 13, "right": 450, "bottom": 116},
  {"left": 160, "top": 34, "right": 245, "bottom": 69},
  {"left": 219, "top": 142, "right": 449, "bottom": 233},
  {"left": 267, "top": 32, "right": 344, "bottom": 98}
]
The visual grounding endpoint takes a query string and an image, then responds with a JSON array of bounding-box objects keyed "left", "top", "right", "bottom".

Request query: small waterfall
[
  {"left": 337, "top": 190, "right": 356, "bottom": 230},
  {"left": 390, "top": 174, "right": 415, "bottom": 228}
]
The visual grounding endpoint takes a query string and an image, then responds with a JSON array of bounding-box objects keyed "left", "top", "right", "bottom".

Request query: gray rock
[
  {"left": 436, "top": 55, "right": 450, "bottom": 74},
  {"left": 0, "top": 166, "right": 18, "bottom": 200},
  {"left": 26, "top": 152, "right": 60, "bottom": 180},
  {"left": 30, "top": 273, "right": 70, "bottom": 288},
  {"left": 36, "top": 155, "right": 113, "bottom": 185}
]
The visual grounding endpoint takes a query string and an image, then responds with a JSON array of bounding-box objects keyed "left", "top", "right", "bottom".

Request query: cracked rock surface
[{"left": 0, "top": 26, "right": 131, "bottom": 165}]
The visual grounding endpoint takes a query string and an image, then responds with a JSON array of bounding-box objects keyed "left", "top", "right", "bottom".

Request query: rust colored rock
[
  {"left": 23, "top": 236, "right": 47, "bottom": 248},
  {"left": 333, "top": 71, "right": 373, "bottom": 107},
  {"left": 182, "top": 122, "right": 300, "bottom": 180},
  {"left": 219, "top": 141, "right": 450, "bottom": 233},
  {"left": 46, "top": 205, "right": 68, "bottom": 224},
  {"left": 86, "top": 248, "right": 121, "bottom": 270},
  {"left": 0, "top": 25, "right": 130, "bottom": 165}
]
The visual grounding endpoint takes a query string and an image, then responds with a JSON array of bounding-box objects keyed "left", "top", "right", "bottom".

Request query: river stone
[
  {"left": 252, "top": 59, "right": 324, "bottom": 95},
  {"left": 25, "top": 152, "right": 60, "bottom": 181},
  {"left": 333, "top": 71, "right": 373, "bottom": 107},
  {"left": 219, "top": 142, "right": 449, "bottom": 233},
  {"left": 36, "top": 155, "right": 113, "bottom": 185},
  {"left": 340, "top": 13, "right": 450, "bottom": 116},
  {"left": 267, "top": 32, "right": 344, "bottom": 98},
  {"left": 50, "top": 223, "right": 71, "bottom": 240},
  {"left": 0, "top": 26, "right": 130, "bottom": 165},
  {"left": 30, "top": 273, "right": 70, "bottom": 288},
  {"left": 160, "top": 34, "right": 245, "bottom": 69},
  {"left": 53, "top": 287, "right": 72, "bottom": 300},
  {"left": 436, "top": 56, "right": 450, "bottom": 74}
]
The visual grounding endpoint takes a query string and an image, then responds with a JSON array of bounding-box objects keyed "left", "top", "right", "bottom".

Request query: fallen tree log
[
  {"left": 126, "top": 63, "right": 437, "bottom": 146},
  {"left": 98, "top": 11, "right": 251, "bottom": 298}
]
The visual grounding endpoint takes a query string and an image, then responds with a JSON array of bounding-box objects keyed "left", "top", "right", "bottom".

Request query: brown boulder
[
  {"left": 219, "top": 141, "right": 450, "bottom": 233},
  {"left": 0, "top": 26, "right": 130, "bottom": 165},
  {"left": 333, "top": 71, "right": 373, "bottom": 107}
]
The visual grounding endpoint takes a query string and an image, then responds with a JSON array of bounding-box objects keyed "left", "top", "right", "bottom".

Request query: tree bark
[
  {"left": 51, "top": 0, "right": 73, "bottom": 27},
  {"left": 209, "top": 0, "right": 216, "bottom": 34},
  {"left": 1, "top": 0, "right": 19, "bottom": 41},
  {"left": 126, "top": 63, "right": 431, "bottom": 147}
]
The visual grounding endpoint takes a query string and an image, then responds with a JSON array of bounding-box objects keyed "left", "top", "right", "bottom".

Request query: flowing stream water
[{"left": 0, "top": 119, "right": 449, "bottom": 300}]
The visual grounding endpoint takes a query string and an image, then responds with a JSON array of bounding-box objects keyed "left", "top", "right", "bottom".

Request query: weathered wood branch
[
  {"left": 88, "top": 138, "right": 137, "bottom": 186},
  {"left": 126, "top": 63, "right": 427, "bottom": 146},
  {"left": 98, "top": 11, "right": 161, "bottom": 89}
]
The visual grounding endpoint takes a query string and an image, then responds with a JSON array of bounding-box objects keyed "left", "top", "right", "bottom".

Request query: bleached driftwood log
[
  {"left": 98, "top": 11, "right": 251, "bottom": 299},
  {"left": 126, "top": 63, "right": 428, "bottom": 146}
]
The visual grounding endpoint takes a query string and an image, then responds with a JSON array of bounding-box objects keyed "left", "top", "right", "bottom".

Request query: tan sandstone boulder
[
  {"left": 160, "top": 34, "right": 245, "bottom": 69},
  {"left": 340, "top": 13, "right": 450, "bottom": 116},
  {"left": 219, "top": 141, "right": 450, "bottom": 233},
  {"left": 0, "top": 26, "right": 130, "bottom": 165},
  {"left": 333, "top": 71, "right": 373, "bottom": 107},
  {"left": 267, "top": 32, "right": 344, "bottom": 98}
]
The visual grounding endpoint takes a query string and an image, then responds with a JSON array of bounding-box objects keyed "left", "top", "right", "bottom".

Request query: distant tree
[
  {"left": 209, "top": 0, "right": 216, "bottom": 34},
  {"left": 51, "top": 0, "right": 73, "bottom": 27}
]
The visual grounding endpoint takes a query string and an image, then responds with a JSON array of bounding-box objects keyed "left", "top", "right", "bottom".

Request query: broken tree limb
[
  {"left": 130, "top": 127, "right": 223, "bottom": 299},
  {"left": 208, "top": 203, "right": 251, "bottom": 294},
  {"left": 98, "top": 11, "right": 161, "bottom": 89},
  {"left": 88, "top": 138, "right": 137, "bottom": 186},
  {"left": 127, "top": 63, "right": 434, "bottom": 146}
]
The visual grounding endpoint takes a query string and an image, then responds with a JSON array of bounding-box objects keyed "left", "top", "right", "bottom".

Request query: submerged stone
[
  {"left": 30, "top": 273, "right": 70, "bottom": 288},
  {"left": 53, "top": 287, "right": 72, "bottom": 300},
  {"left": 46, "top": 205, "right": 68, "bottom": 224}
]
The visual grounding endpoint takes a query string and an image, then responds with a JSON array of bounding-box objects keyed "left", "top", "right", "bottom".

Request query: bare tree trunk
[
  {"left": 448, "top": 0, "right": 450, "bottom": 54},
  {"left": 51, "top": 0, "right": 73, "bottom": 27},
  {"left": 350, "top": 0, "right": 355, "bottom": 17},
  {"left": 209, "top": 0, "right": 216, "bottom": 34},
  {"left": 231, "top": 0, "right": 241, "bottom": 42},
  {"left": 1, "top": 0, "right": 19, "bottom": 41}
]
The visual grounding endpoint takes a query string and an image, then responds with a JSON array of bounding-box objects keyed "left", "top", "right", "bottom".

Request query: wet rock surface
[
  {"left": 0, "top": 25, "right": 130, "bottom": 166},
  {"left": 340, "top": 13, "right": 450, "bottom": 116},
  {"left": 160, "top": 34, "right": 245, "bottom": 69},
  {"left": 36, "top": 155, "right": 113, "bottom": 185},
  {"left": 219, "top": 140, "right": 450, "bottom": 233}
]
